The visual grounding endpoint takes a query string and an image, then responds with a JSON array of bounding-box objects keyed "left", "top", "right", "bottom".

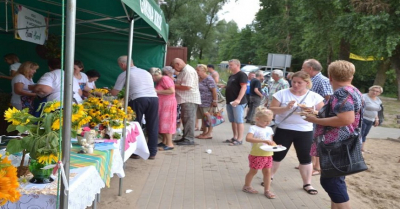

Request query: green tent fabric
[{"left": 0, "top": 0, "right": 168, "bottom": 93}]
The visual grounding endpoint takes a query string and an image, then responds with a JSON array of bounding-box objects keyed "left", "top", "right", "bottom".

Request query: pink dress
[{"left": 156, "top": 76, "right": 177, "bottom": 134}]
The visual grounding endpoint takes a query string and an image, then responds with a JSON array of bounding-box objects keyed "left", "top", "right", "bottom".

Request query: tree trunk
[
  {"left": 373, "top": 59, "right": 390, "bottom": 86},
  {"left": 389, "top": 45, "right": 400, "bottom": 100},
  {"left": 338, "top": 38, "right": 350, "bottom": 61}
]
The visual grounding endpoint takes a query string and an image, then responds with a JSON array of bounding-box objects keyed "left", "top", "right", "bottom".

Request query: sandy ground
[{"left": 346, "top": 138, "right": 400, "bottom": 209}]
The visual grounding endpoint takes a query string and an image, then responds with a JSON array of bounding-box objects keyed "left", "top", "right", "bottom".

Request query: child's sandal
[
  {"left": 264, "top": 190, "right": 276, "bottom": 199},
  {"left": 242, "top": 186, "right": 258, "bottom": 194}
]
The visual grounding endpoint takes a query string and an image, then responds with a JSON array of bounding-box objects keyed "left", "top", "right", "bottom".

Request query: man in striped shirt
[{"left": 301, "top": 58, "right": 333, "bottom": 176}]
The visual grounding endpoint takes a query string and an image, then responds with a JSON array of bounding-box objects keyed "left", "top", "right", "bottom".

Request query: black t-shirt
[
  {"left": 250, "top": 78, "right": 261, "bottom": 97},
  {"left": 226, "top": 71, "right": 248, "bottom": 104}
]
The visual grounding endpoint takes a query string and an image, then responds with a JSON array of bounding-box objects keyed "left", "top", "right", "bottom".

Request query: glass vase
[{"left": 29, "top": 159, "right": 54, "bottom": 184}]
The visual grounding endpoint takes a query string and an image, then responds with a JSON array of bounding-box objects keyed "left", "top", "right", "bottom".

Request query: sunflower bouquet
[
  {"left": 4, "top": 101, "right": 91, "bottom": 179},
  {"left": 0, "top": 154, "right": 21, "bottom": 205},
  {"left": 82, "top": 97, "right": 135, "bottom": 130}
]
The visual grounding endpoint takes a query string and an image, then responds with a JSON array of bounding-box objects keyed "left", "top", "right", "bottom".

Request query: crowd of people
[{"left": 2, "top": 53, "right": 384, "bottom": 208}]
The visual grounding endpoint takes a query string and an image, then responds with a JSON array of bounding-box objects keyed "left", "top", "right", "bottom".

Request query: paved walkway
[{"left": 98, "top": 107, "right": 400, "bottom": 209}]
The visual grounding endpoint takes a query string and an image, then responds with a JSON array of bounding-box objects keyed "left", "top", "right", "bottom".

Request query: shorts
[
  {"left": 320, "top": 176, "right": 349, "bottom": 203},
  {"left": 196, "top": 106, "right": 211, "bottom": 119},
  {"left": 248, "top": 155, "right": 273, "bottom": 170},
  {"left": 226, "top": 103, "right": 245, "bottom": 123}
]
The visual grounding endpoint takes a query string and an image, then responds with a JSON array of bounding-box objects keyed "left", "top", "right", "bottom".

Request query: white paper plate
[{"left": 260, "top": 145, "right": 287, "bottom": 152}]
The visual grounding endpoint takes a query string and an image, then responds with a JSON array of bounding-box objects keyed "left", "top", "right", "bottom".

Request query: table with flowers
[{"left": 1, "top": 96, "right": 149, "bottom": 209}]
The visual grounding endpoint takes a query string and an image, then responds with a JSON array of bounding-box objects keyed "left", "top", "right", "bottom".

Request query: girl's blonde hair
[
  {"left": 369, "top": 85, "right": 383, "bottom": 94},
  {"left": 17, "top": 61, "right": 38, "bottom": 78},
  {"left": 254, "top": 106, "right": 274, "bottom": 120},
  {"left": 292, "top": 71, "right": 312, "bottom": 89}
]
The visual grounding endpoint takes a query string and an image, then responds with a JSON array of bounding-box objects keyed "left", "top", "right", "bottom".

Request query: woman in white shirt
[
  {"left": 361, "top": 85, "right": 383, "bottom": 153},
  {"left": 11, "top": 61, "right": 38, "bottom": 113},
  {"left": 269, "top": 71, "right": 324, "bottom": 195},
  {"left": 1, "top": 53, "right": 21, "bottom": 80},
  {"left": 74, "top": 60, "right": 92, "bottom": 98}
]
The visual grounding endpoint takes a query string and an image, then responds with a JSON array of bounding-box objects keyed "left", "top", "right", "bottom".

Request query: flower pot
[{"left": 29, "top": 159, "right": 54, "bottom": 184}]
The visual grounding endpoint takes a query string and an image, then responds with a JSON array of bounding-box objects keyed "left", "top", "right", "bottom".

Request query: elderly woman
[
  {"left": 195, "top": 64, "right": 218, "bottom": 139},
  {"left": 269, "top": 71, "right": 324, "bottom": 195},
  {"left": 305, "top": 60, "right": 363, "bottom": 209},
  {"left": 361, "top": 85, "right": 383, "bottom": 153},
  {"left": 150, "top": 67, "right": 177, "bottom": 150},
  {"left": 11, "top": 61, "right": 38, "bottom": 113},
  {"left": 266, "top": 69, "right": 290, "bottom": 107}
]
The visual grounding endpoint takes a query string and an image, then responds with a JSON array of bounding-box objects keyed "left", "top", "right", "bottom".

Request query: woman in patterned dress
[
  {"left": 150, "top": 67, "right": 177, "bottom": 150},
  {"left": 304, "top": 60, "right": 364, "bottom": 209}
]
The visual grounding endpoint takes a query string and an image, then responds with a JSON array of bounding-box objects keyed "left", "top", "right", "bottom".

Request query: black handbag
[
  {"left": 376, "top": 104, "right": 384, "bottom": 125},
  {"left": 317, "top": 97, "right": 368, "bottom": 178}
]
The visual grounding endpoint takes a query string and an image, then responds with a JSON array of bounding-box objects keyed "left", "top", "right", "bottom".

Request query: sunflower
[
  {"left": 3, "top": 107, "right": 21, "bottom": 125},
  {"left": 37, "top": 154, "right": 58, "bottom": 165},
  {"left": 51, "top": 118, "right": 61, "bottom": 130},
  {"left": 0, "top": 156, "right": 21, "bottom": 206}
]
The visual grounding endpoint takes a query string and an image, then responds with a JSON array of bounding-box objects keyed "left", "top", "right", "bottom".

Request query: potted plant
[{"left": 3, "top": 101, "right": 91, "bottom": 183}]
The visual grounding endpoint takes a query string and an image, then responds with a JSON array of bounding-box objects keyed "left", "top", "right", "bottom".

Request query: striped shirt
[
  {"left": 311, "top": 72, "right": 333, "bottom": 99},
  {"left": 175, "top": 64, "right": 201, "bottom": 105},
  {"left": 268, "top": 78, "right": 290, "bottom": 104}
]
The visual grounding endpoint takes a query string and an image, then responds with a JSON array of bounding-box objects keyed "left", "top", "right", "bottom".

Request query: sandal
[
  {"left": 303, "top": 184, "right": 318, "bottom": 195},
  {"left": 229, "top": 139, "right": 243, "bottom": 146},
  {"left": 223, "top": 138, "right": 235, "bottom": 143},
  {"left": 312, "top": 169, "right": 321, "bottom": 176},
  {"left": 242, "top": 186, "right": 258, "bottom": 194},
  {"left": 157, "top": 142, "right": 165, "bottom": 147},
  {"left": 264, "top": 190, "right": 276, "bottom": 199},
  {"left": 162, "top": 146, "right": 174, "bottom": 151}
]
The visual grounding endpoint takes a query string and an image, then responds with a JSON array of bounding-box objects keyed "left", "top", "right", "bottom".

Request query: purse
[
  {"left": 204, "top": 106, "right": 225, "bottom": 127},
  {"left": 375, "top": 104, "right": 384, "bottom": 125},
  {"left": 317, "top": 97, "right": 368, "bottom": 178}
]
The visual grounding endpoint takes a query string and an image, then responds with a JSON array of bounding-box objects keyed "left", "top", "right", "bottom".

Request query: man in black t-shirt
[
  {"left": 223, "top": 59, "right": 248, "bottom": 146},
  {"left": 246, "top": 71, "right": 264, "bottom": 124}
]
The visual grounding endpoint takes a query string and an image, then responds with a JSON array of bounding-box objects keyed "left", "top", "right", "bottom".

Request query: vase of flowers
[
  {"left": 28, "top": 159, "right": 53, "bottom": 183},
  {"left": 4, "top": 101, "right": 91, "bottom": 183}
]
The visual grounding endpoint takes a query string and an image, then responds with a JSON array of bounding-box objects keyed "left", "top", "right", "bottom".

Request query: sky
[{"left": 219, "top": 0, "right": 260, "bottom": 29}]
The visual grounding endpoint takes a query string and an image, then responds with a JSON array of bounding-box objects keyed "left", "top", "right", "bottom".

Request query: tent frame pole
[
  {"left": 60, "top": 0, "right": 76, "bottom": 208},
  {"left": 119, "top": 18, "right": 134, "bottom": 196}
]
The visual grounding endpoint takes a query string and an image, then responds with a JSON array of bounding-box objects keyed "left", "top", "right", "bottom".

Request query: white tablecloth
[
  {"left": 1, "top": 166, "right": 104, "bottom": 209},
  {"left": 113, "top": 121, "right": 150, "bottom": 161}
]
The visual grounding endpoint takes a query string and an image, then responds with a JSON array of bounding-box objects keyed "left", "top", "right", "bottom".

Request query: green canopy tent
[
  {"left": 0, "top": 0, "right": 168, "bottom": 208},
  {"left": 0, "top": 0, "right": 169, "bottom": 92}
]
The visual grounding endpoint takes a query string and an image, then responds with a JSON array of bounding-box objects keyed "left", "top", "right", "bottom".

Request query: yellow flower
[
  {"left": 0, "top": 155, "right": 21, "bottom": 206},
  {"left": 4, "top": 107, "right": 19, "bottom": 121},
  {"left": 37, "top": 154, "right": 58, "bottom": 165},
  {"left": 52, "top": 119, "right": 61, "bottom": 130}
]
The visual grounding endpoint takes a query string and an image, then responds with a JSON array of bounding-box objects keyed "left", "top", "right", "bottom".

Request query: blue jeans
[
  {"left": 361, "top": 118, "right": 373, "bottom": 143},
  {"left": 128, "top": 97, "right": 159, "bottom": 157}
]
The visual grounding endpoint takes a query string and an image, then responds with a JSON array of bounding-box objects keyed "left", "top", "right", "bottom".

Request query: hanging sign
[{"left": 14, "top": 5, "right": 48, "bottom": 45}]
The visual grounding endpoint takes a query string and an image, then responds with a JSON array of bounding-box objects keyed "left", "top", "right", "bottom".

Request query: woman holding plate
[{"left": 268, "top": 71, "right": 324, "bottom": 195}]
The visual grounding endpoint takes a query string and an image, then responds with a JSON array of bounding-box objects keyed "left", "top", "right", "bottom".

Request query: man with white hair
[
  {"left": 110, "top": 55, "right": 159, "bottom": 160},
  {"left": 266, "top": 69, "right": 290, "bottom": 107},
  {"left": 171, "top": 58, "right": 201, "bottom": 145}
]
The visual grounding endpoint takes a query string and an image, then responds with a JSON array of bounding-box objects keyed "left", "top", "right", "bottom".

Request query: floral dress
[
  {"left": 310, "top": 86, "right": 363, "bottom": 156},
  {"left": 156, "top": 76, "right": 177, "bottom": 134}
]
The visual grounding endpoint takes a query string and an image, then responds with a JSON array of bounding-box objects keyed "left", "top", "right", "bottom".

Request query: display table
[{"left": 1, "top": 166, "right": 104, "bottom": 209}]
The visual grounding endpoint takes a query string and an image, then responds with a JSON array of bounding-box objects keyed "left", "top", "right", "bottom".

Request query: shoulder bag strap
[{"left": 275, "top": 90, "right": 311, "bottom": 128}]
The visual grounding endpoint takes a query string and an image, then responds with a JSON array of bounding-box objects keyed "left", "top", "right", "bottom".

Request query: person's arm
[
  {"left": 232, "top": 83, "right": 247, "bottom": 106},
  {"left": 254, "top": 88, "right": 263, "bottom": 98},
  {"left": 213, "top": 73, "right": 219, "bottom": 84},
  {"left": 156, "top": 86, "right": 175, "bottom": 95},
  {"left": 0, "top": 75, "right": 13, "bottom": 80},
  {"left": 78, "top": 88, "right": 83, "bottom": 96},
  {"left": 34, "top": 84, "right": 53, "bottom": 98},
  {"left": 246, "top": 133, "right": 275, "bottom": 145},
  {"left": 304, "top": 111, "right": 355, "bottom": 127},
  {"left": 269, "top": 97, "right": 295, "bottom": 114},
  {"left": 10, "top": 70, "right": 18, "bottom": 77},
  {"left": 175, "top": 84, "right": 191, "bottom": 91},
  {"left": 14, "top": 83, "right": 36, "bottom": 97},
  {"left": 110, "top": 89, "right": 120, "bottom": 96},
  {"left": 211, "top": 87, "right": 218, "bottom": 106},
  {"left": 324, "top": 95, "right": 331, "bottom": 101}
]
